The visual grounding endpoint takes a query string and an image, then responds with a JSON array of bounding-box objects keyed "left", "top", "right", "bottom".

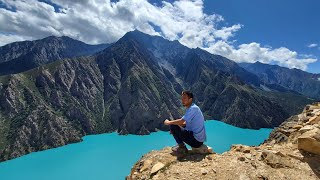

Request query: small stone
[
  {"left": 140, "top": 159, "right": 153, "bottom": 172},
  {"left": 251, "top": 161, "right": 257, "bottom": 168},
  {"left": 201, "top": 163, "right": 208, "bottom": 167},
  {"left": 206, "top": 155, "right": 212, "bottom": 160},
  {"left": 292, "top": 125, "right": 303, "bottom": 130},
  {"left": 274, "top": 151, "right": 286, "bottom": 157},
  {"left": 151, "top": 162, "right": 165, "bottom": 175},
  {"left": 287, "top": 153, "right": 304, "bottom": 161},
  {"left": 212, "top": 168, "right": 217, "bottom": 173},
  {"left": 201, "top": 169, "right": 208, "bottom": 175},
  {"left": 232, "top": 145, "right": 243, "bottom": 152},
  {"left": 245, "top": 154, "right": 252, "bottom": 159},
  {"left": 243, "top": 148, "right": 251, "bottom": 153},
  {"left": 238, "top": 156, "right": 246, "bottom": 161},
  {"left": 257, "top": 174, "right": 268, "bottom": 180}
]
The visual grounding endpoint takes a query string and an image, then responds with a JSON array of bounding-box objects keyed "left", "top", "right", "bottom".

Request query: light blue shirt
[{"left": 182, "top": 103, "right": 206, "bottom": 142}]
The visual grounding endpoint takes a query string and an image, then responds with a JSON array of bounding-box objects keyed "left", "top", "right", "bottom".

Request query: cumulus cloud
[
  {"left": 0, "top": 33, "right": 33, "bottom": 46},
  {"left": 307, "top": 43, "right": 318, "bottom": 48},
  {"left": 0, "top": 0, "right": 317, "bottom": 71},
  {"left": 205, "top": 42, "right": 317, "bottom": 70}
]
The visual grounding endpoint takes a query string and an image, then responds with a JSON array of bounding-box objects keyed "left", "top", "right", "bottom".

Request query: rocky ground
[{"left": 127, "top": 103, "right": 320, "bottom": 180}]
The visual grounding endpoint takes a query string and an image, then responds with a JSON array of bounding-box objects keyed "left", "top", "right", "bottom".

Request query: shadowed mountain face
[
  {"left": 0, "top": 36, "right": 110, "bottom": 76},
  {"left": 239, "top": 62, "right": 320, "bottom": 99},
  {"left": 0, "top": 31, "right": 313, "bottom": 161},
  {"left": 95, "top": 35, "right": 183, "bottom": 135}
]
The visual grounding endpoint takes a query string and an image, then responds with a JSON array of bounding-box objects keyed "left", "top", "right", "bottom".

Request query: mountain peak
[
  {"left": 121, "top": 30, "right": 151, "bottom": 40},
  {"left": 254, "top": 61, "right": 264, "bottom": 65},
  {"left": 0, "top": 35, "right": 110, "bottom": 75},
  {"left": 40, "top": 35, "right": 83, "bottom": 44}
]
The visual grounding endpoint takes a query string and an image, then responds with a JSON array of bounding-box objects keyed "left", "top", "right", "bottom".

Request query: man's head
[{"left": 181, "top": 90, "right": 193, "bottom": 107}]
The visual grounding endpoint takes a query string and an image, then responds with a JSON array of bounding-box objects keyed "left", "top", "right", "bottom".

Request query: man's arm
[{"left": 164, "top": 118, "right": 186, "bottom": 126}]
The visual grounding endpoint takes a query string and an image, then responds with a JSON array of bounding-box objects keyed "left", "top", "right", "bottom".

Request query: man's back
[{"left": 182, "top": 103, "right": 206, "bottom": 142}]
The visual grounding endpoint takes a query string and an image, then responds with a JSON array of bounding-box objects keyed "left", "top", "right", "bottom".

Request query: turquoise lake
[{"left": 0, "top": 120, "right": 272, "bottom": 180}]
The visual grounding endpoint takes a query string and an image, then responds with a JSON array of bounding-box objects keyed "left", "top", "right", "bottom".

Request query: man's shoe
[
  {"left": 171, "top": 144, "right": 188, "bottom": 154},
  {"left": 191, "top": 144, "right": 213, "bottom": 154}
]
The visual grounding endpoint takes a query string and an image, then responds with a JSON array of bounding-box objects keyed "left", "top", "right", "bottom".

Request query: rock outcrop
[{"left": 128, "top": 103, "right": 320, "bottom": 180}]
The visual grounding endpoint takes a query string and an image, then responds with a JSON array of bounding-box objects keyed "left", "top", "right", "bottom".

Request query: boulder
[
  {"left": 231, "top": 145, "right": 250, "bottom": 153},
  {"left": 140, "top": 160, "right": 153, "bottom": 172},
  {"left": 308, "top": 105, "right": 320, "bottom": 110},
  {"left": 298, "top": 128, "right": 320, "bottom": 155},
  {"left": 261, "top": 150, "right": 293, "bottom": 168},
  {"left": 306, "top": 115, "right": 320, "bottom": 125},
  {"left": 292, "top": 125, "right": 303, "bottom": 130},
  {"left": 299, "top": 125, "right": 314, "bottom": 133}
]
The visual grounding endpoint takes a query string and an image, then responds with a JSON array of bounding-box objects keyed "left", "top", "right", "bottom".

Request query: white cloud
[
  {"left": 307, "top": 43, "right": 318, "bottom": 48},
  {"left": 204, "top": 42, "right": 317, "bottom": 70},
  {"left": 0, "top": 0, "right": 317, "bottom": 71},
  {"left": 0, "top": 34, "right": 33, "bottom": 46},
  {"left": 213, "top": 24, "right": 242, "bottom": 41}
]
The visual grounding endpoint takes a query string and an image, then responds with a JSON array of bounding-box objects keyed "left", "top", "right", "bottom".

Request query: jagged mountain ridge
[
  {"left": 0, "top": 36, "right": 110, "bottom": 76},
  {"left": 239, "top": 61, "right": 320, "bottom": 99}
]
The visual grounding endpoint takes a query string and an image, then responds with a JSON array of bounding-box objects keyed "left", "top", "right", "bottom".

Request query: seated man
[{"left": 164, "top": 90, "right": 207, "bottom": 154}]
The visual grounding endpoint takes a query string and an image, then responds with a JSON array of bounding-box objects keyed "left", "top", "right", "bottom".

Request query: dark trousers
[{"left": 170, "top": 125, "right": 203, "bottom": 148}]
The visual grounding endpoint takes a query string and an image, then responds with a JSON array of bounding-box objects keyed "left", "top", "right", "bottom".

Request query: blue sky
[
  {"left": 0, "top": 0, "right": 319, "bottom": 73},
  {"left": 202, "top": 0, "right": 320, "bottom": 73}
]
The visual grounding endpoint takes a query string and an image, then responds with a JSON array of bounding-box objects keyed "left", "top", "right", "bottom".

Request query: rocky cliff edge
[{"left": 127, "top": 102, "right": 320, "bottom": 180}]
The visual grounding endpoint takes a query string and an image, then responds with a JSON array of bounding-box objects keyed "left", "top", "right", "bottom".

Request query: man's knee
[{"left": 169, "top": 125, "right": 181, "bottom": 134}]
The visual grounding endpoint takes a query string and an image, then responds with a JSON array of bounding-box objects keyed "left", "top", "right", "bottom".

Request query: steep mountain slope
[
  {"left": 0, "top": 57, "right": 107, "bottom": 161},
  {"left": 125, "top": 30, "right": 261, "bottom": 86},
  {"left": 240, "top": 61, "right": 320, "bottom": 99},
  {"left": 95, "top": 35, "right": 183, "bottom": 134},
  {"left": 0, "top": 36, "right": 110, "bottom": 75},
  {"left": 121, "top": 31, "right": 311, "bottom": 128}
]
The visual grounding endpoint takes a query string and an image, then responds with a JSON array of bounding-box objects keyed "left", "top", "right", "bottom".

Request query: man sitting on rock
[{"left": 164, "top": 90, "right": 210, "bottom": 155}]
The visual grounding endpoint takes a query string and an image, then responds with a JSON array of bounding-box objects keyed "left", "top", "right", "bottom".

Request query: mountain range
[
  {"left": 0, "top": 30, "right": 316, "bottom": 161},
  {"left": 0, "top": 36, "right": 110, "bottom": 76},
  {"left": 239, "top": 62, "right": 320, "bottom": 99}
]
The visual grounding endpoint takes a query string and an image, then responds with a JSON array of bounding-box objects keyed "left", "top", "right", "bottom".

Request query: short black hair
[{"left": 182, "top": 90, "right": 193, "bottom": 99}]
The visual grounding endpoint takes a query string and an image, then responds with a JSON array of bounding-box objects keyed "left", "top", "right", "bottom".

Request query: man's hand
[
  {"left": 164, "top": 119, "right": 171, "bottom": 125},
  {"left": 178, "top": 121, "right": 186, "bottom": 128}
]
